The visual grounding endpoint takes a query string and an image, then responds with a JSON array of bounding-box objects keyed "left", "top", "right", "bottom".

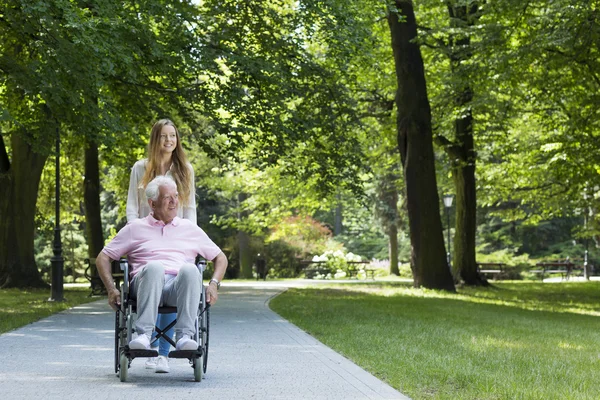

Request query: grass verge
[
  {"left": 269, "top": 281, "right": 600, "bottom": 400},
  {"left": 0, "top": 287, "right": 99, "bottom": 334}
]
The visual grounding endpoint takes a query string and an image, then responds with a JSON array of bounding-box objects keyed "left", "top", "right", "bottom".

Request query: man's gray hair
[{"left": 145, "top": 175, "right": 177, "bottom": 201}]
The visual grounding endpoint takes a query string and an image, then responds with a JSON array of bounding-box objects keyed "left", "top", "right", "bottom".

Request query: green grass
[
  {"left": 0, "top": 287, "right": 98, "bottom": 334},
  {"left": 269, "top": 281, "right": 600, "bottom": 400}
]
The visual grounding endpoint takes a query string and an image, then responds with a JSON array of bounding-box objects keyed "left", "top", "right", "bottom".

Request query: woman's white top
[{"left": 126, "top": 159, "right": 197, "bottom": 224}]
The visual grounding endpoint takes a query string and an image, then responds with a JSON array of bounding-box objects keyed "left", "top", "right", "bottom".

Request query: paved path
[{"left": 0, "top": 282, "right": 408, "bottom": 399}]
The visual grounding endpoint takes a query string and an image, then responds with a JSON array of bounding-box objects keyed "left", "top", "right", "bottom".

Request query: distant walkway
[{"left": 0, "top": 282, "right": 408, "bottom": 399}]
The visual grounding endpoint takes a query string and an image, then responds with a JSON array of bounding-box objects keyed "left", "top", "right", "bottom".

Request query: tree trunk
[
  {"left": 237, "top": 192, "right": 253, "bottom": 278},
  {"left": 387, "top": 1, "right": 455, "bottom": 291},
  {"left": 238, "top": 229, "right": 253, "bottom": 278},
  {"left": 83, "top": 138, "right": 104, "bottom": 288},
  {"left": 452, "top": 131, "right": 485, "bottom": 285},
  {"left": 446, "top": 2, "right": 487, "bottom": 286},
  {"left": 376, "top": 171, "right": 401, "bottom": 275},
  {"left": 389, "top": 224, "right": 400, "bottom": 275},
  {"left": 0, "top": 134, "right": 48, "bottom": 288},
  {"left": 334, "top": 199, "right": 343, "bottom": 236}
]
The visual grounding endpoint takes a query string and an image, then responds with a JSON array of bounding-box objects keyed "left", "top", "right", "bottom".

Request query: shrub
[
  {"left": 268, "top": 215, "right": 332, "bottom": 257},
  {"left": 264, "top": 240, "right": 302, "bottom": 278}
]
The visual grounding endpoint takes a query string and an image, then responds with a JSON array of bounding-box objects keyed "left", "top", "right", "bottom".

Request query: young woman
[{"left": 126, "top": 118, "right": 196, "bottom": 373}]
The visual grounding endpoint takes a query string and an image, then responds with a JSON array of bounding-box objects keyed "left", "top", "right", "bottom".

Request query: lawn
[
  {"left": 0, "top": 287, "right": 99, "bottom": 334},
  {"left": 269, "top": 281, "right": 600, "bottom": 400}
]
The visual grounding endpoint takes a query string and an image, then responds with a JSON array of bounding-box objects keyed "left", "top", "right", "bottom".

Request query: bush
[
  {"left": 264, "top": 240, "right": 302, "bottom": 278},
  {"left": 268, "top": 215, "right": 332, "bottom": 256}
]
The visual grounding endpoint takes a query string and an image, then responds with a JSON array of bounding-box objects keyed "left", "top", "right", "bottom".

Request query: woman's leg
[{"left": 158, "top": 313, "right": 176, "bottom": 356}]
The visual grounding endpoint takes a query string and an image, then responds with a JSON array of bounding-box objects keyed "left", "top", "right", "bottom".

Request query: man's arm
[
  {"left": 206, "top": 251, "right": 228, "bottom": 304},
  {"left": 96, "top": 252, "right": 121, "bottom": 311}
]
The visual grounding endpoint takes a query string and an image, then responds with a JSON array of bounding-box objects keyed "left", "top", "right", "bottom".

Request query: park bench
[
  {"left": 477, "top": 262, "right": 506, "bottom": 280},
  {"left": 534, "top": 260, "right": 581, "bottom": 281},
  {"left": 346, "top": 261, "right": 375, "bottom": 280},
  {"left": 299, "top": 261, "right": 332, "bottom": 279}
]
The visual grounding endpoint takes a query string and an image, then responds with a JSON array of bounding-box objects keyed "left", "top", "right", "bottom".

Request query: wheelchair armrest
[
  {"left": 197, "top": 259, "right": 207, "bottom": 274},
  {"left": 117, "top": 258, "right": 129, "bottom": 295}
]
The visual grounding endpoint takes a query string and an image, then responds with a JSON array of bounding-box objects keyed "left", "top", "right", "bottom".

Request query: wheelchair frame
[{"left": 113, "top": 259, "right": 210, "bottom": 382}]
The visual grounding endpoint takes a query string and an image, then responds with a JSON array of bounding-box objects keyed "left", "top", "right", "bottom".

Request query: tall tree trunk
[
  {"left": 376, "top": 171, "right": 401, "bottom": 275},
  {"left": 237, "top": 192, "right": 253, "bottom": 278},
  {"left": 389, "top": 223, "right": 400, "bottom": 275},
  {"left": 334, "top": 198, "right": 343, "bottom": 236},
  {"left": 387, "top": 1, "right": 455, "bottom": 291},
  {"left": 0, "top": 134, "right": 48, "bottom": 288},
  {"left": 238, "top": 230, "right": 253, "bottom": 278},
  {"left": 83, "top": 138, "right": 104, "bottom": 289},
  {"left": 446, "top": 1, "right": 487, "bottom": 286},
  {"left": 451, "top": 125, "right": 484, "bottom": 284}
]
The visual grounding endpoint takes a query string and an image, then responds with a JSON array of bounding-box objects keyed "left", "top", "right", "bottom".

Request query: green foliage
[
  {"left": 268, "top": 215, "right": 332, "bottom": 255},
  {"left": 263, "top": 239, "right": 302, "bottom": 278},
  {"left": 34, "top": 222, "right": 89, "bottom": 283},
  {"left": 477, "top": 214, "right": 594, "bottom": 261},
  {"left": 190, "top": 0, "right": 368, "bottom": 195},
  {"left": 335, "top": 229, "right": 388, "bottom": 260},
  {"left": 6, "top": 0, "right": 600, "bottom": 289}
]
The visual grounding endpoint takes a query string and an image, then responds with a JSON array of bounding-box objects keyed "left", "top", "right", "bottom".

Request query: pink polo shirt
[{"left": 102, "top": 214, "right": 221, "bottom": 278}]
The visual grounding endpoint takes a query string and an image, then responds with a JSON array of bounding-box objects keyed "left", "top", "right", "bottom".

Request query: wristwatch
[{"left": 209, "top": 278, "right": 220, "bottom": 290}]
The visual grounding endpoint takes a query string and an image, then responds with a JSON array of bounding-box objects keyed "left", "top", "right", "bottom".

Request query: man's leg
[
  {"left": 163, "top": 264, "right": 201, "bottom": 350},
  {"left": 130, "top": 262, "right": 165, "bottom": 348}
]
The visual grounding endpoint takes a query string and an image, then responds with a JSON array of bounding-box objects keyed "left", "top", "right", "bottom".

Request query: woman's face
[{"left": 159, "top": 124, "right": 178, "bottom": 155}]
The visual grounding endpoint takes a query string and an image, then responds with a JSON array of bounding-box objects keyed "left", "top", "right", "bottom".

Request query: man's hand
[
  {"left": 206, "top": 282, "right": 218, "bottom": 304},
  {"left": 206, "top": 251, "right": 227, "bottom": 305},
  {"left": 108, "top": 288, "right": 121, "bottom": 311},
  {"left": 96, "top": 252, "right": 123, "bottom": 311}
]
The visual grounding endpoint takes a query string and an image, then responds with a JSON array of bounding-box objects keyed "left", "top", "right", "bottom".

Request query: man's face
[{"left": 150, "top": 184, "right": 179, "bottom": 223}]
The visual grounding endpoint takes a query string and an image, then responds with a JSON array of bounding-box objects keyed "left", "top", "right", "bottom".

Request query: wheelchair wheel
[
  {"left": 193, "top": 357, "right": 202, "bottom": 382},
  {"left": 203, "top": 305, "right": 210, "bottom": 373},
  {"left": 119, "top": 352, "right": 128, "bottom": 382},
  {"left": 114, "top": 311, "right": 120, "bottom": 374}
]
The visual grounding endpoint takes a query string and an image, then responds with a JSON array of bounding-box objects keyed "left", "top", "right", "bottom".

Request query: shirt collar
[{"left": 147, "top": 213, "right": 180, "bottom": 226}]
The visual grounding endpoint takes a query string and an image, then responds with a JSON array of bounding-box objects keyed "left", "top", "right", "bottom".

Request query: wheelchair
[{"left": 113, "top": 259, "right": 210, "bottom": 382}]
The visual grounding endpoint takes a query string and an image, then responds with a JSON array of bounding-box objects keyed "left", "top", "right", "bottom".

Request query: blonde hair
[{"left": 141, "top": 119, "right": 192, "bottom": 207}]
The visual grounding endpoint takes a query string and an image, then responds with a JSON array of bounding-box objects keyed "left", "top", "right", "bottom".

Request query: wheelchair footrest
[
  {"left": 168, "top": 349, "right": 203, "bottom": 359},
  {"left": 125, "top": 348, "right": 159, "bottom": 358}
]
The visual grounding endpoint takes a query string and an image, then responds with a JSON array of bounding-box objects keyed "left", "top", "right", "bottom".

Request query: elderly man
[{"left": 96, "top": 175, "right": 227, "bottom": 352}]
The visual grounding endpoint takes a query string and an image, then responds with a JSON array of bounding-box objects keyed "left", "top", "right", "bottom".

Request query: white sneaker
[
  {"left": 176, "top": 335, "right": 198, "bottom": 351},
  {"left": 129, "top": 334, "right": 151, "bottom": 350},
  {"left": 155, "top": 355, "right": 170, "bottom": 373},
  {"left": 145, "top": 357, "right": 157, "bottom": 369}
]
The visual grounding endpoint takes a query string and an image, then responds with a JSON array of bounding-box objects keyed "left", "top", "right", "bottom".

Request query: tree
[
  {"left": 387, "top": 1, "right": 455, "bottom": 291},
  {"left": 474, "top": 1, "right": 600, "bottom": 239},
  {"left": 373, "top": 168, "right": 402, "bottom": 275},
  {"left": 432, "top": 1, "right": 485, "bottom": 285},
  {"left": 0, "top": 0, "right": 76, "bottom": 287},
  {"left": 0, "top": 0, "right": 205, "bottom": 287}
]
